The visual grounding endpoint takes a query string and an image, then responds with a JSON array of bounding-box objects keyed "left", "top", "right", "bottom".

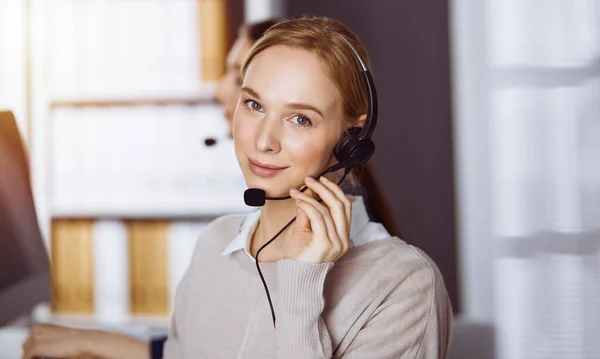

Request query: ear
[{"left": 352, "top": 113, "right": 368, "bottom": 129}]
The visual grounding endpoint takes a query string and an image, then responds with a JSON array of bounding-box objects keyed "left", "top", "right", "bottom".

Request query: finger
[
  {"left": 319, "top": 176, "right": 352, "bottom": 226},
  {"left": 294, "top": 199, "right": 330, "bottom": 250},
  {"left": 294, "top": 196, "right": 341, "bottom": 254},
  {"left": 293, "top": 201, "right": 311, "bottom": 232},
  {"left": 298, "top": 183, "right": 316, "bottom": 200},
  {"left": 303, "top": 177, "right": 348, "bottom": 245},
  {"left": 292, "top": 191, "right": 339, "bottom": 250},
  {"left": 303, "top": 177, "right": 345, "bottom": 223},
  {"left": 319, "top": 176, "right": 351, "bottom": 252},
  {"left": 291, "top": 187, "right": 329, "bottom": 218}
]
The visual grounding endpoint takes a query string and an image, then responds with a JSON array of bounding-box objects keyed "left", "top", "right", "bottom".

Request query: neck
[{"left": 252, "top": 197, "right": 298, "bottom": 256}]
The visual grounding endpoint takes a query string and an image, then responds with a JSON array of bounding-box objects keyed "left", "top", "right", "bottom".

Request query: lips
[
  {"left": 249, "top": 159, "right": 286, "bottom": 170},
  {"left": 248, "top": 159, "right": 288, "bottom": 178}
]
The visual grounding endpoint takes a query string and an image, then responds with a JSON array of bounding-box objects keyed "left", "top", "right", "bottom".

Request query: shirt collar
[{"left": 221, "top": 195, "right": 372, "bottom": 257}]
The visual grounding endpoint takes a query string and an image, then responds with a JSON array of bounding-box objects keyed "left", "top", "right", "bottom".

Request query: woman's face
[
  {"left": 213, "top": 33, "right": 252, "bottom": 137},
  {"left": 232, "top": 45, "right": 344, "bottom": 197}
]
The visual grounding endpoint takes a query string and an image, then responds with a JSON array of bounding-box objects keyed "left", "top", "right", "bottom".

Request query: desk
[
  {"left": 0, "top": 327, "right": 28, "bottom": 359},
  {"left": 0, "top": 307, "right": 169, "bottom": 359}
]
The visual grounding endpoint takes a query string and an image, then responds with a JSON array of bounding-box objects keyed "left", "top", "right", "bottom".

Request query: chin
[
  {"left": 243, "top": 177, "right": 287, "bottom": 197},
  {"left": 244, "top": 172, "right": 299, "bottom": 198}
]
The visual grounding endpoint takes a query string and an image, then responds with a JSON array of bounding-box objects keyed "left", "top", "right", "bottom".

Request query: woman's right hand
[{"left": 22, "top": 323, "right": 95, "bottom": 359}]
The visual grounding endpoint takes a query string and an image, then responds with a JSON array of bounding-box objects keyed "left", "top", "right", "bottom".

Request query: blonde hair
[{"left": 240, "top": 16, "right": 373, "bottom": 190}]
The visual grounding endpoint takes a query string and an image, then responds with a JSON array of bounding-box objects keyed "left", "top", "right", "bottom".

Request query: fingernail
[
  {"left": 306, "top": 177, "right": 316, "bottom": 183},
  {"left": 320, "top": 176, "right": 329, "bottom": 183},
  {"left": 290, "top": 188, "right": 299, "bottom": 195}
]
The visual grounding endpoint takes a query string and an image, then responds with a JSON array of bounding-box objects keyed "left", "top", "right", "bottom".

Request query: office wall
[{"left": 284, "top": 1, "right": 459, "bottom": 312}]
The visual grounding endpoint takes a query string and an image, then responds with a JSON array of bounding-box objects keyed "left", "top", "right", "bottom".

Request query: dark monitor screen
[{"left": 0, "top": 110, "right": 51, "bottom": 327}]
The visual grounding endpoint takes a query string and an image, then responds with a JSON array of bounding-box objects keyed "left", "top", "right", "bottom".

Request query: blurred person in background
[{"left": 22, "top": 17, "right": 400, "bottom": 359}]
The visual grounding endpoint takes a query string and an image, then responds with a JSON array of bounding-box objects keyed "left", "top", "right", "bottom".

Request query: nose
[{"left": 254, "top": 115, "right": 281, "bottom": 154}]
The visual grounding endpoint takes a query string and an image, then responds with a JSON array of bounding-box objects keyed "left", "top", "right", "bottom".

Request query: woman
[
  {"left": 24, "top": 16, "right": 451, "bottom": 358},
  {"left": 164, "top": 16, "right": 452, "bottom": 358},
  {"left": 21, "top": 19, "right": 280, "bottom": 359}
]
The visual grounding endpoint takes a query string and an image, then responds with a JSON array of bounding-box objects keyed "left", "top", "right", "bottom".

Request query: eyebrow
[
  {"left": 241, "top": 86, "right": 261, "bottom": 99},
  {"left": 241, "top": 86, "right": 325, "bottom": 118},
  {"left": 285, "top": 102, "right": 324, "bottom": 118}
]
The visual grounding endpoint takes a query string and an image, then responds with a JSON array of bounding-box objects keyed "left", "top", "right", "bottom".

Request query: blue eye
[
  {"left": 244, "top": 99, "right": 263, "bottom": 112},
  {"left": 290, "top": 114, "right": 311, "bottom": 127}
]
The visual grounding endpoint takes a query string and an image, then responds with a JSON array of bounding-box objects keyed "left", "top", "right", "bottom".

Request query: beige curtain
[{"left": 451, "top": 0, "right": 600, "bottom": 358}]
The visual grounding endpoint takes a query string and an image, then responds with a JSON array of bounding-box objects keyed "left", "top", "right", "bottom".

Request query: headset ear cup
[
  {"left": 333, "top": 127, "right": 360, "bottom": 164},
  {"left": 333, "top": 127, "right": 375, "bottom": 169},
  {"left": 346, "top": 138, "right": 375, "bottom": 168}
]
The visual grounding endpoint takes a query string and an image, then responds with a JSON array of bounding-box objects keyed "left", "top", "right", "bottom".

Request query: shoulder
[
  {"left": 341, "top": 236, "right": 441, "bottom": 275},
  {"left": 335, "top": 238, "right": 453, "bottom": 355},
  {"left": 394, "top": 242, "right": 454, "bottom": 356},
  {"left": 191, "top": 211, "right": 254, "bottom": 253},
  {"left": 368, "top": 238, "right": 450, "bottom": 301},
  {"left": 379, "top": 239, "right": 454, "bottom": 351},
  {"left": 204, "top": 212, "right": 249, "bottom": 234},
  {"left": 338, "top": 236, "right": 453, "bottom": 323}
]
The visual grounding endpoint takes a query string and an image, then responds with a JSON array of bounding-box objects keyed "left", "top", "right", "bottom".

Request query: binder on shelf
[
  {"left": 199, "top": 0, "right": 228, "bottom": 81},
  {"left": 50, "top": 219, "right": 95, "bottom": 314},
  {"left": 128, "top": 220, "right": 170, "bottom": 315}
]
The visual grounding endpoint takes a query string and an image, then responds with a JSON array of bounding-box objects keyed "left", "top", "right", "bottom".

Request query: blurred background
[{"left": 0, "top": 0, "right": 599, "bottom": 358}]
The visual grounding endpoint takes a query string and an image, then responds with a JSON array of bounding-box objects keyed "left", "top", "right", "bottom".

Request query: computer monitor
[{"left": 0, "top": 110, "right": 51, "bottom": 327}]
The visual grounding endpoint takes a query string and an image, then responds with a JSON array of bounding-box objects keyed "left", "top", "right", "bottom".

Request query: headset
[
  {"left": 243, "top": 28, "right": 379, "bottom": 334},
  {"left": 330, "top": 30, "right": 377, "bottom": 172}
]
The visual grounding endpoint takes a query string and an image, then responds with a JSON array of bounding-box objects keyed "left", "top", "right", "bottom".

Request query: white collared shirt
[{"left": 221, "top": 195, "right": 391, "bottom": 261}]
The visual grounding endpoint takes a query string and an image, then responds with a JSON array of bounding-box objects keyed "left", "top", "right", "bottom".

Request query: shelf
[
  {"left": 43, "top": 313, "right": 170, "bottom": 337},
  {"left": 49, "top": 95, "right": 216, "bottom": 109},
  {"left": 23, "top": 304, "right": 170, "bottom": 340},
  {"left": 48, "top": 86, "right": 218, "bottom": 110},
  {"left": 48, "top": 196, "right": 255, "bottom": 219},
  {"left": 3, "top": 307, "right": 169, "bottom": 352}
]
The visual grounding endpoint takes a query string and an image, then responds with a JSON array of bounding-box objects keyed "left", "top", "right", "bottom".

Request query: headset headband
[{"left": 327, "top": 29, "right": 378, "bottom": 140}]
